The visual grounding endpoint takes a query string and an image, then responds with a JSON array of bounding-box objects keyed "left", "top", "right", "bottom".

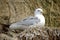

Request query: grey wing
[{"left": 16, "top": 17, "right": 40, "bottom": 26}]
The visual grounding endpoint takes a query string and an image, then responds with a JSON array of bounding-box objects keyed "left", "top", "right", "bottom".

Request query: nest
[
  {"left": 0, "top": 26, "right": 60, "bottom": 40},
  {"left": 16, "top": 26, "right": 60, "bottom": 40}
]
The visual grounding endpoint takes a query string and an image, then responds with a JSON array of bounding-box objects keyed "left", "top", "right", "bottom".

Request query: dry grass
[{"left": 0, "top": 0, "right": 60, "bottom": 27}]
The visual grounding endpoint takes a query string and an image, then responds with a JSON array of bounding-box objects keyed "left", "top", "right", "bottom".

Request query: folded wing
[{"left": 15, "top": 16, "right": 40, "bottom": 26}]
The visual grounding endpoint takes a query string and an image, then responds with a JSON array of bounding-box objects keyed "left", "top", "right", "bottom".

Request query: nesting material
[{"left": 16, "top": 26, "right": 60, "bottom": 40}]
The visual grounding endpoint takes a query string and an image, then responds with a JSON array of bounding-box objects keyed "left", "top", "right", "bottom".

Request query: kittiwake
[{"left": 9, "top": 8, "right": 45, "bottom": 30}]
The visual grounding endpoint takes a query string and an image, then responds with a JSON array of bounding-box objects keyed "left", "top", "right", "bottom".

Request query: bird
[{"left": 9, "top": 8, "right": 45, "bottom": 30}]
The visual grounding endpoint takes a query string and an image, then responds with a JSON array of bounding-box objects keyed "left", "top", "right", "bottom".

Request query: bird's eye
[
  {"left": 37, "top": 10, "right": 42, "bottom": 13},
  {"left": 38, "top": 10, "right": 40, "bottom": 12}
]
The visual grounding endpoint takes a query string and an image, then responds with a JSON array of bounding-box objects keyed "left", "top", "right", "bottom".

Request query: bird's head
[{"left": 34, "top": 8, "right": 43, "bottom": 15}]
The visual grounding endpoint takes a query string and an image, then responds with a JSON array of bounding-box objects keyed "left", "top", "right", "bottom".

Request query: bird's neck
[
  {"left": 35, "top": 14, "right": 42, "bottom": 19},
  {"left": 35, "top": 14, "right": 45, "bottom": 26}
]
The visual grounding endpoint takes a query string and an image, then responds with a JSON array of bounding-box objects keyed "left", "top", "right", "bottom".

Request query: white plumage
[{"left": 9, "top": 8, "right": 45, "bottom": 30}]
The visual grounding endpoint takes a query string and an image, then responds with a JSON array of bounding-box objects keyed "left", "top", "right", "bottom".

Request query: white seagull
[{"left": 9, "top": 8, "right": 45, "bottom": 30}]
